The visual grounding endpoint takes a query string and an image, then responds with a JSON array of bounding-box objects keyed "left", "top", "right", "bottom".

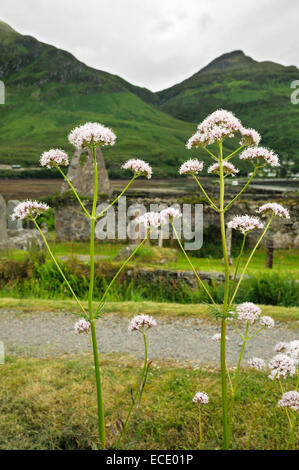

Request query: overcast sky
[{"left": 1, "top": 0, "right": 298, "bottom": 91}]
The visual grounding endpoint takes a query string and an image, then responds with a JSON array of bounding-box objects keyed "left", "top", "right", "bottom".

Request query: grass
[
  {"left": 0, "top": 354, "right": 297, "bottom": 450},
  {"left": 2, "top": 243, "right": 298, "bottom": 277},
  {"left": 0, "top": 298, "right": 298, "bottom": 323},
  {"left": 50, "top": 243, "right": 299, "bottom": 276}
]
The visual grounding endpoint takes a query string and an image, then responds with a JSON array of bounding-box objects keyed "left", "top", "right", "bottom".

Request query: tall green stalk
[
  {"left": 115, "top": 330, "right": 148, "bottom": 449},
  {"left": 228, "top": 323, "right": 249, "bottom": 444},
  {"left": 171, "top": 223, "right": 218, "bottom": 310},
  {"left": 232, "top": 234, "right": 246, "bottom": 283},
  {"left": 198, "top": 407, "right": 203, "bottom": 450},
  {"left": 229, "top": 216, "right": 273, "bottom": 306},
  {"left": 224, "top": 167, "right": 258, "bottom": 212},
  {"left": 96, "top": 176, "right": 136, "bottom": 220},
  {"left": 193, "top": 175, "right": 219, "bottom": 212},
  {"left": 89, "top": 145, "right": 105, "bottom": 449},
  {"left": 32, "top": 219, "right": 88, "bottom": 317},
  {"left": 218, "top": 141, "right": 230, "bottom": 450},
  {"left": 55, "top": 165, "right": 91, "bottom": 218}
]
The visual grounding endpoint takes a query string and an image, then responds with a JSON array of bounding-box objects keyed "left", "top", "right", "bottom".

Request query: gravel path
[{"left": 0, "top": 309, "right": 298, "bottom": 366}]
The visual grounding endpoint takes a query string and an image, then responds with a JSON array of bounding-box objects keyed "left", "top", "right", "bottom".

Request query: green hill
[
  {"left": 157, "top": 50, "right": 299, "bottom": 175},
  {"left": 0, "top": 21, "right": 298, "bottom": 177},
  {"left": 0, "top": 20, "right": 194, "bottom": 177}
]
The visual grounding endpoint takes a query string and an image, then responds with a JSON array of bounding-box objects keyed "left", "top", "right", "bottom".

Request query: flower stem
[
  {"left": 89, "top": 145, "right": 105, "bottom": 449},
  {"left": 171, "top": 223, "right": 219, "bottom": 310},
  {"left": 56, "top": 165, "right": 91, "bottom": 219},
  {"left": 203, "top": 146, "right": 218, "bottom": 161},
  {"left": 229, "top": 216, "right": 273, "bottom": 305},
  {"left": 198, "top": 407, "right": 203, "bottom": 450},
  {"left": 219, "top": 141, "right": 230, "bottom": 450},
  {"left": 232, "top": 234, "right": 246, "bottom": 283},
  {"left": 289, "top": 412, "right": 297, "bottom": 450},
  {"left": 228, "top": 323, "right": 249, "bottom": 445},
  {"left": 223, "top": 145, "right": 245, "bottom": 161},
  {"left": 95, "top": 231, "right": 151, "bottom": 316},
  {"left": 32, "top": 219, "right": 88, "bottom": 317},
  {"left": 285, "top": 367, "right": 299, "bottom": 450},
  {"left": 224, "top": 167, "right": 257, "bottom": 212},
  {"left": 96, "top": 176, "right": 137, "bottom": 220},
  {"left": 193, "top": 175, "right": 219, "bottom": 211},
  {"left": 136, "top": 332, "right": 148, "bottom": 409},
  {"left": 115, "top": 331, "right": 148, "bottom": 449}
]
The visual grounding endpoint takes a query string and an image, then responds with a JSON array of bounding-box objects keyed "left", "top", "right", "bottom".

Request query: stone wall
[
  {"left": 55, "top": 200, "right": 93, "bottom": 242},
  {"left": 125, "top": 267, "right": 248, "bottom": 289},
  {"left": 0, "top": 195, "right": 44, "bottom": 251},
  {"left": 54, "top": 190, "right": 299, "bottom": 247},
  {"left": 60, "top": 146, "right": 111, "bottom": 197},
  {"left": 0, "top": 194, "right": 8, "bottom": 246}
]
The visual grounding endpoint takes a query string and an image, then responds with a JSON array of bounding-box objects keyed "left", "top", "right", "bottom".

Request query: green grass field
[
  {"left": 2, "top": 243, "right": 298, "bottom": 277},
  {"left": 1, "top": 298, "right": 298, "bottom": 323},
  {"left": 49, "top": 243, "right": 299, "bottom": 276},
  {"left": 0, "top": 355, "right": 297, "bottom": 450}
]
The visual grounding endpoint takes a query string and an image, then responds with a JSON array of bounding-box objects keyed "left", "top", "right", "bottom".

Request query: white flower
[
  {"left": 240, "top": 147, "right": 280, "bottom": 167},
  {"left": 74, "top": 319, "right": 91, "bottom": 334},
  {"left": 179, "top": 159, "right": 204, "bottom": 175},
  {"left": 208, "top": 162, "right": 239, "bottom": 176},
  {"left": 240, "top": 128, "right": 261, "bottom": 147},
  {"left": 11, "top": 200, "right": 50, "bottom": 220},
  {"left": 268, "top": 354, "right": 296, "bottom": 380},
  {"left": 274, "top": 340, "right": 299, "bottom": 362},
  {"left": 278, "top": 391, "right": 299, "bottom": 411},
  {"left": 256, "top": 203, "right": 290, "bottom": 219},
  {"left": 260, "top": 316, "right": 275, "bottom": 329},
  {"left": 192, "top": 391, "right": 209, "bottom": 405},
  {"left": 248, "top": 357, "right": 266, "bottom": 371},
  {"left": 287, "top": 340, "right": 299, "bottom": 361},
  {"left": 160, "top": 208, "right": 182, "bottom": 223},
  {"left": 121, "top": 159, "right": 152, "bottom": 179},
  {"left": 274, "top": 342, "right": 288, "bottom": 353},
  {"left": 236, "top": 302, "right": 261, "bottom": 324},
  {"left": 227, "top": 215, "right": 264, "bottom": 235},
  {"left": 187, "top": 109, "right": 243, "bottom": 148},
  {"left": 211, "top": 333, "right": 229, "bottom": 343},
  {"left": 40, "top": 149, "right": 69, "bottom": 168},
  {"left": 128, "top": 314, "right": 157, "bottom": 332},
  {"left": 136, "top": 212, "right": 163, "bottom": 229},
  {"left": 68, "top": 122, "right": 116, "bottom": 149}
]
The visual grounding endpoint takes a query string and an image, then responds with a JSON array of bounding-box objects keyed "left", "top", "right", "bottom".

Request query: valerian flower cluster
[
  {"left": 179, "top": 109, "right": 293, "bottom": 450},
  {"left": 15, "top": 110, "right": 295, "bottom": 450},
  {"left": 11, "top": 200, "right": 50, "bottom": 220}
]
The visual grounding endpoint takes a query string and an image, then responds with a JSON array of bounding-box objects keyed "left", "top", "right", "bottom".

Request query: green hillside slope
[
  {"left": 0, "top": 21, "right": 193, "bottom": 177},
  {"left": 1, "top": 22, "right": 298, "bottom": 177},
  {"left": 157, "top": 50, "right": 299, "bottom": 174}
]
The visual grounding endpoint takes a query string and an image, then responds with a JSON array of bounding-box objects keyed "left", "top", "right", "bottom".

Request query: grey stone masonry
[
  {"left": 60, "top": 146, "right": 111, "bottom": 197},
  {"left": 7, "top": 200, "right": 22, "bottom": 230},
  {"left": 54, "top": 190, "right": 298, "bottom": 246},
  {"left": 0, "top": 194, "right": 8, "bottom": 247},
  {"left": 55, "top": 201, "right": 92, "bottom": 242}
]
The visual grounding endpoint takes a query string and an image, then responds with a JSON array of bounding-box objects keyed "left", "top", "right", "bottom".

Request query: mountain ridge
[{"left": 0, "top": 19, "right": 298, "bottom": 176}]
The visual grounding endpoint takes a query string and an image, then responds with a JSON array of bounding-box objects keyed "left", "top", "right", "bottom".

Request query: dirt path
[{"left": 0, "top": 309, "right": 298, "bottom": 366}]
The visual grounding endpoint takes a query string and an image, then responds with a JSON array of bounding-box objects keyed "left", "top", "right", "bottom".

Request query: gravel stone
[{"left": 0, "top": 309, "right": 298, "bottom": 366}]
